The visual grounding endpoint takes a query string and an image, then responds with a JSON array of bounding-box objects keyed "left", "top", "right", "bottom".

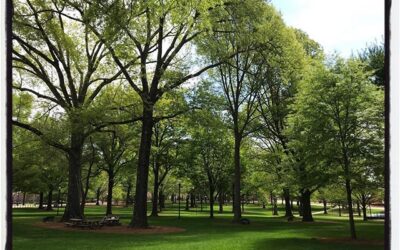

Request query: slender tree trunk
[
  {"left": 131, "top": 105, "right": 154, "bottom": 228},
  {"left": 62, "top": 131, "right": 84, "bottom": 221},
  {"left": 338, "top": 203, "right": 342, "bottom": 217},
  {"left": 38, "top": 192, "right": 44, "bottom": 209},
  {"left": 151, "top": 165, "right": 159, "bottom": 216},
  {"left": 298, "top": 198, "right": 303, "bottom": 216},
  {"left": 218, "top": 193, "right": 224, "bottom": 213},
  {"left": 22, "top": 192, "right": 26, "bottom": 205},
  {"left": 301, "top": 190, "right": 313, "bottom": 222},
  {"left": 46, "top": 188, "right": 53, "bottom": 211},
  {"left": 357, "top": 201, "right": 361, "bottom": 217},
  {"left": 190, "top": 192, "right": 196, "bottom": 208},
  {"left": 361, "top": 194, "right": 367, "bottom": 221},
  {"left": 209, "top": 188, "right": 214, "bottom": 218},
  {"left": 185, "top": 195, "right": 190, "bottom": 211},
  {"left": 96, "top": 187, "right": 101, "bottom": 206},
  {"left": 158, "top": 188, "right": 164, "bottom": 211},
  {"left": 323, "top": 199, "right": 328, "bottom": 214},
  {"left": 283, "top": 188, "right": 293, "bottom": 217},
  {"left": 345, "top": 178, "right": 357, "bottom": 239},
  {"left": 262, "top": 202, "right": 266, "bottom": 209},
  {"left": 125, "top": 183, "right": 132, "bottom": 207},
  {"left": 200, "top": 195, "right": 203, "bottom": 212},
  {"left": 233, "top": 133, "right": 242, "bottom": 222},
  {"left": 273, "top": 197, "right": 278, "bottom": 215},
  {"left": 106, "top": 172, "right": 114, "bottom": 215}
]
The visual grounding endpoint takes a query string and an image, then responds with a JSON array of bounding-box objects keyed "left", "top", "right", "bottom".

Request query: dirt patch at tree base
[
  {"left": 315, "top": 237, "right": 384, "bottom": 246},
  {"left": 35, "top": 222, "right": 186, "bottom": 235}
]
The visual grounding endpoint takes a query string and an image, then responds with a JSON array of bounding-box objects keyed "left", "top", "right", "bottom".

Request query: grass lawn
[{"left": 12, "top": 203, "right": 384, "bottom": 250}]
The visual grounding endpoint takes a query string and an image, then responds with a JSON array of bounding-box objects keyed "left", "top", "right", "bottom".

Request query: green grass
[{"left": 12, "top": 203, "right": 384, "bottom": 250}]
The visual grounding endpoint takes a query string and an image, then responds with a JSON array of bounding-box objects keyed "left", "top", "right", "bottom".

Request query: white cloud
[{"left": 271, "top": 0, "right": 384, "bottom": 57}]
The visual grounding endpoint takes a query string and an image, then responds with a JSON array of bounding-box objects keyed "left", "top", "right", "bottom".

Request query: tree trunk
[
  {"left": 185, "top": 195, "right": 190, "bottom": 211},
  {"left": 209, "top": 188, "right": 214, "bottom": 218},
  {"left": 151, "top": 164, "right": 159, "bottom": 217},
  {"left": 38, "top": 192, "right": 44, "bottom": 209},
  {"left": 46, "top": 188, "right": 53, "bottom": 211},
  {"left": 301, "top": 190, "right": 313, "bottom": 222},
  {"left": 96, "top": 187, "right": 101, "bottom": 206},
  {"left": 131, "top": 105, "right": 154, "bottom": 228},
  {"left": 218, "top": 193, "right": 224, "bottom": 213},
  {"left": 345, "top": 178, "right": 357, "bottom": 239},
  {"left": 262, "top": 202, "right": 266, "bottom": 209},
  {"left": 323, "top": 199, "right": 328, "bottom": 214},
  {"left": 62, "top": 131, "right": 84, "bottom": 221},
  {"left": 338, "top": 203, "right": 342, "bottom": 216},
  {"left": 298, "top": 199, "right": 303, "bottom": 216},
  {"left": 190, "top": 192, "right": 196, "bottom": 208},
  {"left": 233, "top": 134, "right": 242, "bottom": 222},
  {"left": 361, "top": 194, "right": 367, "bottom": 221},
  {"left": 283, "top": 188, "right": 293, "bottom": 217},
  {"left": 273, "top": 197, "right": 278, "bottom": 215},
  {"left": 22, "top": 192, "right": 26, "bottom": 205},
  {"left": 357, "top": 201, "right": 361, "bottom": 217},
  {"left": 106, "top": 172, "right": 114, "bottom": 215},
  {"left": 125, "top": 183, "right": 132, "bottom": 207},
  {"left": 159, "top": 188, "right": 164, "bottom": 211}
]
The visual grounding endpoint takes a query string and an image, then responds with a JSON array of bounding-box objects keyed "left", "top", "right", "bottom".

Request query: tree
[
  {"left": 77, "top": 0, "right": 243, "bottom": 228},
  {"left": 12, "top": 0, "right": 139, "bottom": 220},
  {"left": 289, "top": 56, "right": 384, "bottom": 238}
]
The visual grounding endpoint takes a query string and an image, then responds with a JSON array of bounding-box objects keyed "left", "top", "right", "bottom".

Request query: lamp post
[{"left": 178, "top": 183, "right": 181, "bottom": 219}]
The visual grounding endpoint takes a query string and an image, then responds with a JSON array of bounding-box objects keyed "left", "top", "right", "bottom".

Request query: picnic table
[{"left": 65, "top": 218, "right": 103, "bottom": 229}]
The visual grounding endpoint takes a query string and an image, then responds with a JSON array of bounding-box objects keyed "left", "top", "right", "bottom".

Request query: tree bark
[
  {"left": 125, "top": 183, "right": 132, "bottom": 207},
  {"left": 273, "top": 197, "right": 278, "bottom": 215},
  {"left": 218, "top": 193, "right": 224, "bottom": 213},
  {"left": 323, "top": 199, "right": 328, "bottom": 214},
  {"left": 38, "top": 192, "right": 44, "bottom": 209},
  {"left": 46, "top": 188, "right": 53, "bottom": 211},
  {"left": 151, "top": 163, "right": 160, "bottom": 216},
  {"left": 96, "top": 187, "right": 101, "bottom": 206},
  {"left": 345, "top": 178, "right": 357, "bottom": 239},
  {"left": 22, "top": 192, "right": 26, "bottom": 205},
  {"left": 283, "top": 188, "right": 293, "bottom": 217},
  {"left": 301, "top": 190, "right": 313, "bottom": 222},
  {"left": 106, "top": 172, "right": 114, "bottom": 215},
  {"left": 209, "top": 188, "right": 215, "bottom": 218},
  {"left": 233, "top": 134, "right": 242, "bottom": 222},
  {"left": 361, "top": 194, "right": 368, "bottom": 221},
  {"left": 357, "top": 201, "right": 361, "bottom": 217},
  {"left": 62, "top": 131, "right": 84, "bottom": 221},
  {"left": 131, "top": 104, "right": 154, "bottom": 228},
  {"left": 185, "top": 195, "right": 190, "bottom": 211}
]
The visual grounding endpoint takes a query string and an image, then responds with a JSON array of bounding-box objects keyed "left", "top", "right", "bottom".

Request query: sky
[{"left": 270, "top": 0, "right": 384, "bottom": 57}]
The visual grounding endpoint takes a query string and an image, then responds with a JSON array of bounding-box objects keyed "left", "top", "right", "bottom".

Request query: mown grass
[{"left": 12, "top": 203, "right": 384, "bottom": 250}]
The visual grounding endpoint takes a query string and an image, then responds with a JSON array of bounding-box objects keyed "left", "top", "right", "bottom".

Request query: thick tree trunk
[
  {"left": 131, "top": 105, "right": 154, "bottom": 228},
  {"left": 301, "top": 190, "right": 313, "bottom": 222},
  {"left": 106, "top": 172, "right": 114, "bottom": 215},
  {"left": 323, "top": 199, "right": 328, "bottom": 214},
  {"left": 361, "top": 194, "right": 367, "bottom": 221},
  {"left": 46, "top": 188, "right": 53, "bottom": 211},
  {"left": 283, "top": 188, "right": 293, "bottom": 217},
  {"left": 62, "top": 131, "right": 84, "bottom": 221},
  {"left": 151, "top": 165, "right": 159, "bottom": 217},
  {"left": 345, "top": 178, "right": 357, "bottom": 239},
  {"left": 233, "top": 134, "right": 242, "bottom": 222},
  {"left": 38, "top": 192, "right": 44, "bottom": 209}
]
